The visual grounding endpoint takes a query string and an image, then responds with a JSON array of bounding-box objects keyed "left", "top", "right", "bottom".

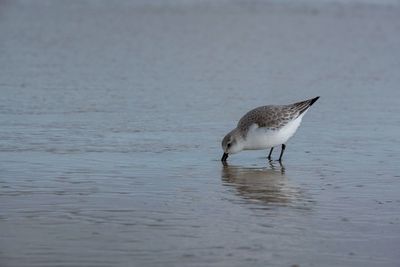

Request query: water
[{"left": 1, "top": 1, "right": 400, "bottom": 266}]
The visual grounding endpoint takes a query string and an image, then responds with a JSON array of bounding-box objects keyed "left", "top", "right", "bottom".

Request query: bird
[{"left": 221, "top": 96, "right": 319, "bottom": 163}]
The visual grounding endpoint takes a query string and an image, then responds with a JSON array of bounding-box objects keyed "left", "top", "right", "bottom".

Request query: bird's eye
[{"left": 227, "top": 143, "right": 231, "bottom": 148}]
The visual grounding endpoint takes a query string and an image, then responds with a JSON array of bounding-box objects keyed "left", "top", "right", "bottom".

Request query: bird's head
[{"left": 221, "top": 128, "right": 244, "bottom": 161}]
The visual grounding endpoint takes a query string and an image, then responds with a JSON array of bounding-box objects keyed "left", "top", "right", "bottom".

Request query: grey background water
[{"left": 1, "top": 1, "right": 400, "bottom": 266}]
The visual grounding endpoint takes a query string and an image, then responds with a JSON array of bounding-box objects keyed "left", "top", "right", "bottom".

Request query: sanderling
[{"left": 221, "top": 96, "right": 319, "bottom": 162}]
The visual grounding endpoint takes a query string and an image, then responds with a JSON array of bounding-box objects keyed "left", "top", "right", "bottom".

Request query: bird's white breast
[{"left": 243, "top": 114, "right": 305, "bottom": 150}]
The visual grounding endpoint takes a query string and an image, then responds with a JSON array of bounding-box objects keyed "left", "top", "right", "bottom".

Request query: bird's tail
[{"left": 293, "top": 96, "right": 320, "bottom": 115}]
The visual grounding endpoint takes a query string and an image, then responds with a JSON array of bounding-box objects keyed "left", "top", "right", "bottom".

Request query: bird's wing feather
[
  {"left": 237, "top": 97, "right": 319, "bottom": 134},
  {"left": 237, "top": 105, "right": 294, "bottom": 132}
]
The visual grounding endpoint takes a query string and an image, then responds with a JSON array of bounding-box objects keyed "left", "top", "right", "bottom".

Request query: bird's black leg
[
  {"left": 267, "top": 147, "right": 273, "bottom": 161},
  {"left": 278, "top": 144, "right": 286, "bottom": 162}
]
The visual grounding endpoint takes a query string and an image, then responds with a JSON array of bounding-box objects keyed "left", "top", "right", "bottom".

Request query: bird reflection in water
[{"left": 221, "top": 161, "right": 300, "bottom": 205}]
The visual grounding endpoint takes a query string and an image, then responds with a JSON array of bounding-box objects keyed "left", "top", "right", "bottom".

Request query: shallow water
[{"left": 1, "top": 1, "right": 400, "bottom": 266}]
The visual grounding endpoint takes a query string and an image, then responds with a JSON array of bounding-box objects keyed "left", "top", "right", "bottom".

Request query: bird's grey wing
[
  {"left": 237, "top": 105, "right": 292, "bottom": 132},
  {"left": 237, "top": 97, "right": 319, "bottom": 133}
]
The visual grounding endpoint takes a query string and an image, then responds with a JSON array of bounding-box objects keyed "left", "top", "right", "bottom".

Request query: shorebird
[{"left": 221, "top": 96, "right": 319, "bottom": 162}]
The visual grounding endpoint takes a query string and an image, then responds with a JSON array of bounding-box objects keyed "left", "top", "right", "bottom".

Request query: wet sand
[{"left": 1, "top": 1, "right": 400, "bottom": 266}]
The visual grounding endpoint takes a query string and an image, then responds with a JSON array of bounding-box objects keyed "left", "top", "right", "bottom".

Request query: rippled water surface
[{"left": 1, "top": 1, "right": 400, "bottom": 266}]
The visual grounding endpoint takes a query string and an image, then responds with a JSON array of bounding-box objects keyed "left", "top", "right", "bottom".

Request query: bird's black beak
[{"left": 221, "top": 153, "right": 229, "bottom": 162}]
